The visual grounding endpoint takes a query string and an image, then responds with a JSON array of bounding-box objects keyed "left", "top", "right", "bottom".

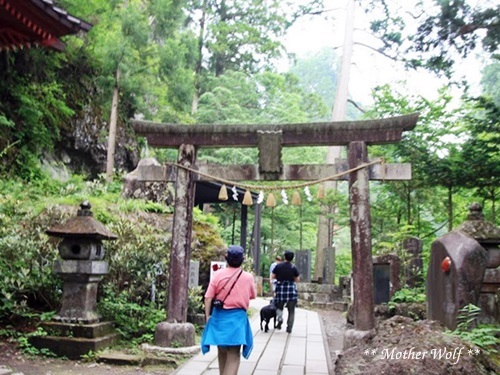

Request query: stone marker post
[
  {"left": 295, "top": 250, "right": 311, "bottom": 283},
  {"left": 403, "top": 237, "right": 423, "bottom": 288},
  {"left": 323, "top": 246, "right": 336, "bottom": 285},
  {"left": 189, "top": 260, "right": 200, "bottom": 288}
]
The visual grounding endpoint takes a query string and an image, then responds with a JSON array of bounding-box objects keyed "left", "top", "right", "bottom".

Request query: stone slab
[
  {"left": 29, "top": 332, "right": 120, "bottom": 359},
  {"left": 40, "top": 321, "right": 116, "bottom": 339}
]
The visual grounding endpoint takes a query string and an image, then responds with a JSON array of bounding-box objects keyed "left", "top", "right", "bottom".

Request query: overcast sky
[{"left": 281, "top": 0, "right": 489, "bottom": 106}]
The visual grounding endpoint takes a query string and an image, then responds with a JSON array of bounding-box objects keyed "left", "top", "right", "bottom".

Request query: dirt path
[
  {"left": 0, "top": 340, "right": 176, "bottom": 375},
  {"left": 1, "top": 309, "right": 347, "bottom": 374}
]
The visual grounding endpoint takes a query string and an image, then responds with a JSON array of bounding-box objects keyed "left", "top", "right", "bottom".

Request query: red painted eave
[{"left": 0, "top": 0, "right": 92, "bottom": 51}]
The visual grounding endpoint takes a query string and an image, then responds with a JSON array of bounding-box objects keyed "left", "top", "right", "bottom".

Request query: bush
[
  {"left": 0, "top": 176, "right": 228, "bottom": 350},
  {"left": 98, "top": 286, "right": 165, "bottom": 344},
  {"left": 390, "top": 287, "right": 426, "bottom": 304}
]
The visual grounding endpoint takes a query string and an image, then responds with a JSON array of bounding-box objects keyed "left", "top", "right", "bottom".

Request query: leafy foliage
[
  {"left": 0, "top": 174, "right": 226, "bottom": 348},
  {"left": 366, "top": 0, "right": 500, "bottom": 77},
  {"left": 458, "top": 96, "right": 500, "bottom": 220},
  {"left": 450, "top": 304, "right": 500, "bottom": 355},
  {"left": 390, "top": 288, "right": 426, "bottom": 304},
  {"left": 98, "top": 286, "right": 165, "bottom": 343},
  {"left": 0, "top": 52, "right": 76, "bottom": 178}
]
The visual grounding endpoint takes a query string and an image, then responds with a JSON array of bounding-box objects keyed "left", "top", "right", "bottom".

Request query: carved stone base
[{"left": 29, "top": 321, "right": 119, "bottom": 358}]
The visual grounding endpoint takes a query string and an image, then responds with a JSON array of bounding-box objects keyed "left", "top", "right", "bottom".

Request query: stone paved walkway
[{"left": 173, "top": 297, "right": 331, "bottom": 375}]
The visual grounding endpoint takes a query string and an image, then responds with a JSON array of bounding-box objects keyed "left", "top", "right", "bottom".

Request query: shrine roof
[{"left": 0, "top": 0, "right": 92, "bottom": 51}]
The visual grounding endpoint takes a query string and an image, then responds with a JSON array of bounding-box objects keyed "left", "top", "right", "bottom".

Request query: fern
[{"left": 448, "top": 304, "right": 500, "bottom": 355}]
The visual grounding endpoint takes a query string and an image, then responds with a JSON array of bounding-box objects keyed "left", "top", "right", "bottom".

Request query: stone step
[
  {"left": 332, "top": 301, "right": 349, "bottom": 312},
  {"left": 30, "top": 332, "right": 120, "bottom": 359},
  {"left": 311, "top": 300, "right": 348, "bottom": 312},
  {"left": 300, "top": 292, "right": 334, "bottom": 304},
  {"left": 0, "top": 367, "right": 13, "bottom": 375},
  {"left": 97, "top": 351, "right": 178, "bottom": 367},
  {"left": 97, "top": 351, "right": 143, "bottom": 365}
]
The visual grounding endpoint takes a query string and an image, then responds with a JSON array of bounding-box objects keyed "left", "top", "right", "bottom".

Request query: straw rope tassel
[
  {"left": 218, "top": 184, "right": 228, "bottom": 201},
  {"left": 292, "top": 190, "right": 301, "bottom": 206},
  {"left": 317, "top": 184, "right": 326, "bottom": 199},
  {"left": 266, "top": 192, "right": 276, "bottom": 208},
  {"left": 242, "top": 190, "right": 253, "bottom": 205}
]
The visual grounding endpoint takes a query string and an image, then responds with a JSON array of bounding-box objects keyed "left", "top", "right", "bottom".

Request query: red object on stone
[{"left": 441, "top": 256, "right": 451, "bottom": 273}]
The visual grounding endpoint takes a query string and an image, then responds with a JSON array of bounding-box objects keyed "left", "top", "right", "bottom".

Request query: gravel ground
[{"left": 318, "top": 308, "right": 347, "bottom": 370}]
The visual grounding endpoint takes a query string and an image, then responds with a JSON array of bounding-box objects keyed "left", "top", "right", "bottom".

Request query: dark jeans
[{"left": 276, "top": 300, "right": 297, "bottom": 332}]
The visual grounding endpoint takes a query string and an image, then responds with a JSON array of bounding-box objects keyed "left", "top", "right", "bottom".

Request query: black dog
[{"left": 260, "top": 300, "right": 277, "bottom": 332}]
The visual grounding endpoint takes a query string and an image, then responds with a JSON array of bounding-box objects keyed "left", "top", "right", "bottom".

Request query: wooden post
[
  {"left": 252, "top": 203, "right": 262, "bottom": 275},
  {"left": 167, "top": 144, "right": 196, "bottom": 323},
  {"left": 240, "top": 204, "right": 248, "bottom": 250},
  {"left": 348, "top": 141, "right": 375, "bottom": 331}
]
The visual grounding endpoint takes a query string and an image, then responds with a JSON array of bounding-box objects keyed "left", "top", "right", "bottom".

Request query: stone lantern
[
  {"left": 30, "top": 201, "right": 119, "bottom": 358},
  {"left": 48, "top": 200, "right": 117, "bottom": 323}
]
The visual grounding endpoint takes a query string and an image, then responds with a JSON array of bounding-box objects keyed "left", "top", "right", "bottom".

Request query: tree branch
[
  {"left": 354, "top": 41, "right": 401, "bottom": 62},
  {"left": 347, "top": 99, "right": 366, "bottom": 113}
]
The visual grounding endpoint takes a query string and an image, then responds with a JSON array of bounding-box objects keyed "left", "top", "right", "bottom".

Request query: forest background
[{"left": 0, "top": 0, "right": 498, "bottom": 353}]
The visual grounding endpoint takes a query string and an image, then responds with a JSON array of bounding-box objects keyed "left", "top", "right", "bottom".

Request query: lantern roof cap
[
  {"left": 457, "top": 203, "right": 500, "bottom": 243},
  {"left": 46, "top": 201, "right": 118, "bottom": 240}
]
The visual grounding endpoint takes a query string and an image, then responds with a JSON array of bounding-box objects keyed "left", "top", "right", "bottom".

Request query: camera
[{"left": 212, "top": 299, "right": 224, "bottom": 309}]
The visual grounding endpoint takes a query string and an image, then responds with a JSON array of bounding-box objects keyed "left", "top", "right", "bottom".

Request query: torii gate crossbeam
[{"left": 133, "top": 113, "right": 418, "bottom": 148}]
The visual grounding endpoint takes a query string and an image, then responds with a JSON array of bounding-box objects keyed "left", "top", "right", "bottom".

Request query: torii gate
[{"left": 131, "top": 113, "right": 418, "bottom": 341}]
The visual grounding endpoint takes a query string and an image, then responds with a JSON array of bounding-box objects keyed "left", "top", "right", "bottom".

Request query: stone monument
[
  {"left": 372, "top": 254, "right": 401, "bottom": 304},
  {"left": 427, "top": 203, "right": 500, "bottom": 329}
]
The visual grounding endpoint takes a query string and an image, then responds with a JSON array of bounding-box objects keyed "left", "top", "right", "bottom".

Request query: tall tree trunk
[
  {"left": 407, "top": 183, "right": 412, "bottom": 225},
  {"left": 314, "top": 0, "right": 355, "bottom": 281},
  {"left": 106, "top": 68, "right": 120, "bottom": 182},
  {"left": 191, "top": 0, "right": 207, "bottom": 115}
]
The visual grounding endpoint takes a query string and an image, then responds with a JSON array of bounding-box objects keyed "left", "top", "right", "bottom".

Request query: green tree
[
  {"left": 366, "top": 84, "right": 465, "bottom": 233},
  {"left": 367, "top": 0, "right": 499, "bottom": 77},
  {"left": 481, "top": 63, "right": 500, "bottom": 106},
  {"left": 186, "top": 0, "right": 324, "bottom": 113},
  {"left": 288, "top": 48, "right": 339, "bottom": 114},
  {"left": 459, "top": 96, "right": 500, "bottom": 222}
]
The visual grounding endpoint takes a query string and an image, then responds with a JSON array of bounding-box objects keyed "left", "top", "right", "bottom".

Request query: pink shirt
[{"left": 205, "top": 267, "right": 256, "bottom": 310}]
